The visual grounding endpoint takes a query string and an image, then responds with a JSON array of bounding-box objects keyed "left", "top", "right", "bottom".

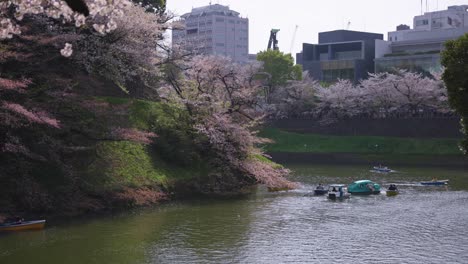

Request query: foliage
[
  {"left": 1, "top": 0, "right": 131, "bottom": 40},
  {"left": 0, "top": 0, "right": 301, "bottom": 216},
  {"left": 265, "top": 74, "right": 318, "bottom": 119},
  {"left": 72, "top": 4, "right": 170, "bottom": 92},
  {"left": 361, "top": 70, "right": 448, "bottom": 116},
  {"left": 270, "top": 70, "right": 450, "bottom": 119},
  {"left": 441, "top": 34, "right": 468, "bottom": 154},
  {"left": 256, "top": 49, "right": 302, "bottom": 103},
  {"left": 132, "top": 0, "right": 166, "bottom": 14},
  {"left": 163, "top": 55, "right": 296, "bottom": 189}
]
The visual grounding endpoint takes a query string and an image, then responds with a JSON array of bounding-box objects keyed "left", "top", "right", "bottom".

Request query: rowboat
[
  {"left": 386, "top": 184, "right": 399, "bottom": 196},
  {"left": 420, "top": 179, "right": 449, "bottom": 186},
  {"left": 386, "top": 190, "right": 399, "bottom": 196},
  {"left": 314, "top": 184, "right": 327, "bottom": 195},
  {"left": 314, "top": 189, "right": 328, "bottom": 195},
  {"left": 328, "top": 184, "right": 351, "bottom": 200},
  {"left": 0, "top": 220, "right": 46, "bottom": 232},
  {"left": 370, "top": 166, "right": 393, "bottom": 173}
]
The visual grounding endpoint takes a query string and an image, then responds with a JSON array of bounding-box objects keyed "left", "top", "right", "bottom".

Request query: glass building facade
[
  {"left": 375, "top": 54, "right": 442, "bottom": 74},
  {"left": 297, "top": 30, "right": 383, "bottom": 83}
]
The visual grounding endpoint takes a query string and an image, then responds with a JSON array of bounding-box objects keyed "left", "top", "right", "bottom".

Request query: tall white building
[
  {"left": 172, "top": 4, "right": 249, "bottom": 63},
  {"left": 388, "top": 5, "right": 468, "bottom": 43},
  {"left": 375, "top": 5, "right": 468, "bottom": 73}
]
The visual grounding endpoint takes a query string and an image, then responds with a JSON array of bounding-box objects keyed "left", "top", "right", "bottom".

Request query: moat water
[{"left": 1, "top": 164, "right": 468, "bottom": 263}]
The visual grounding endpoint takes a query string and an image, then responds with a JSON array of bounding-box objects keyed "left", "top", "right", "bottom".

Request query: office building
[
  {"left": 172, "top": 4, "right": 249, "bottom": 63},
  {"left": 375, "top": 5, "right": 468, "bottom": 73},
  {"left": 296, "top": 30, "right": 383, "bottom": 83}
]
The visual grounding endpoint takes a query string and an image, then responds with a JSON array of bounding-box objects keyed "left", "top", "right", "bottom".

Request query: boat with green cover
[{"left": 348, "top": 180, "right": 381, "bottom": 195}]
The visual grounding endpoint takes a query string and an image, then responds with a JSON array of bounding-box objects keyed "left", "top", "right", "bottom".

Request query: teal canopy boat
[{"left": 348, "top": 180, "right": 381, "bottom": 195}]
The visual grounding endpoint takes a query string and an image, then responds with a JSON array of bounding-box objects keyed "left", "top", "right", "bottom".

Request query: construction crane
[
  {"left": 289, "top": 25, "right": 299, "bottom": 54},
  {"left": 346, "top": 21, "right": 351, "bottom": 30},
  {"left": 267, "top": 29, "right": 280, "bottom": 51}
]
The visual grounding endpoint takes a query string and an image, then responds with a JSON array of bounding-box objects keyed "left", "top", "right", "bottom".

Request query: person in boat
[
  {"left": 316, "top": 183, "right": 324, "bottom": 190},
  {"left": 2, "top": 216, "right": 23, "bottom": 224},
  {"left": 388, "top": 184, "right": 397, "bottom": 191},
  {"left": 338, "top": 186, "right": 343, "bottom": 197},
  {"left": 332, "top": 187, "right": 337, "bottom": 192}
]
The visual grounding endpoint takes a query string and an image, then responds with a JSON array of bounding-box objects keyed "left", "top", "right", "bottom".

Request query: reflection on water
[{"left": 1, "top": 164, "right": 467, "bottom": 263}]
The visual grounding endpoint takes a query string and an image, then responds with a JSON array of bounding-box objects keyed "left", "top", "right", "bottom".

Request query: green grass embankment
[
  {"left": 85, "top": 97, "right": 209, "bottom": 192},
  {"left": 260, "top": 128, "right": 461, "bottom": 155}
]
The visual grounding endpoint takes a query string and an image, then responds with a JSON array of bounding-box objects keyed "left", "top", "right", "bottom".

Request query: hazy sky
[{"left": 167, "top": 0, "right": 468, "bottom": 57}]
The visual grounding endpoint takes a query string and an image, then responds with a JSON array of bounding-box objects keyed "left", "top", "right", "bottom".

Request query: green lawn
[{"left": 260, "top": 128, "right": 461, "bottom": 155}]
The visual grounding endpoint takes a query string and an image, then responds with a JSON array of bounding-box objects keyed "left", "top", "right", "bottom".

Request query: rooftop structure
[{"left": 375, "top": 5, "right": 468, "bottom": 73}]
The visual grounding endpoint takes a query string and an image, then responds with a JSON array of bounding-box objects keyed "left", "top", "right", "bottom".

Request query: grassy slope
[
  {"left": 85, "top": 97, "right": 208, "bottom": 192},
  {"left": 260, "top": 128, "right": 461, "bottom": 155}
]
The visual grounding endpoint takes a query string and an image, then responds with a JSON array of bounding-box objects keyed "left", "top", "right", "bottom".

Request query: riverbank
[
  {"left": 0, "top": 96, "right": 260, "bottom": 219},
  {"left": 260, "top": 128, "right": 467, "bottom": 167},
  {"left": 260, "top": 128, "right": 461, "bottom": 155},
  {"left": 269, "top": 152, "right": 468, "bottom": 168}
]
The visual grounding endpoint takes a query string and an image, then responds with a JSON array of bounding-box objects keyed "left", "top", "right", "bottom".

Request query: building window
[
  {"left": 390, "top": 37, "right": 392, "bottom": 41},
  {"left": 448, "top": 17, "right": 453, "bottom": 25},
  {"left": 416, "top": 19, "right": 429, "bottom": 26},
  {"left": 334, "top": 50, "right": 362, "bottom": 60},
  {"left": 432, "top": 18, "right": 443, "bottom": 28},
  {"left": 322, "top": 69, "right": 355, "bottom": 82},
  {"left": 186, "top": 29, "right": 198, "bottom": 34},
  {"left": 319, "top": 53, "right": 329, "bottom": 61},
  {"left": 215, "top": 18, "right": 224, "bottom": 22}
]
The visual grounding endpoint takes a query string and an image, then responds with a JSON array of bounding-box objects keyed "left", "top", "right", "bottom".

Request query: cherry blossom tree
[
  {"left": 72, "top": 3, "right": 171, "bottom": 93},
  {"left": 0, "top": 77, "right": 61, "bottom": 156},
  {"left": 0, "top": 1, "right": 166, "bottom": 152},
  {"left": 162, "top": 55, "right": 296, "bottom": 189},
  {"left": 309, "top": 71, "right": 449, "bottom": 119},
  {"left": 265, "top": 73, "right": 319, "bottom": 119},
  {"left": 0, "top": 0, "right": 132, "bottom": 44},
  {"left": 361, "top": 70, "right": 449, "bottom": 118},
  {"left": 314, "top": 79, "right": 361, "bottom": 118}
]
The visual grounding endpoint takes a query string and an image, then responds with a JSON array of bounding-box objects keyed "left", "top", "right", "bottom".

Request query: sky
[{"left": 167, "top": 0, "right": 468, "bottom": 57}]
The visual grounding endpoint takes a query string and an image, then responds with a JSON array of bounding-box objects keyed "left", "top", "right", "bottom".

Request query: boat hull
[
  {"left": 371, "top": 169, "right": 392, "bottom": 173},
  {"left": 420, "top": 180, "right": 449, "bottom": 186},
  {"left": 0, "top": 220, "right": 46, "bottom": 232},
  {"left": 348, "top": 191, "right": 381, "bottom": 195},
  {"left": 386, "top": 190, "right": 399, "bottom": 196},
  {"left": 314, "top": 189, "right": 328, "bottom": 195},
  {"left": 328, "top": 192, "right": 350, "bottom": 200}
]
